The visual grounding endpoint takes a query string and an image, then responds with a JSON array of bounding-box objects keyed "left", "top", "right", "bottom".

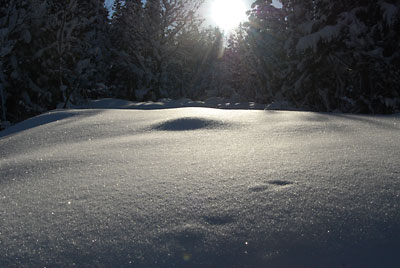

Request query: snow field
[{"left": 0, "top": 106, "right": 399, "bottom": 267}]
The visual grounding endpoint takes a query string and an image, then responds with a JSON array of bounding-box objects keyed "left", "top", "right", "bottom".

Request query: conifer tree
[
  {"left": 223, "top": 24, "right": 260, "bottom": 101},
  {"left": 143, "top": 0, "right": 204, "bottom": 99},
  {"left": 177, "top": 26, "right": 224, "bottom": 99},
  {"left": 109, "top": 0, "right": 147, "bottom": 100},
  {"left": 285, "top": 0, "right": 400, "bottom": 112},
  {"left": 245, "top": 0, "right": 288, "bottom": 103},
  {"left": 0, "top": 0, "right": 45, "bottom": 121},
  {"left": 32, "top": 0, "right": 110, "bottom": 108}
]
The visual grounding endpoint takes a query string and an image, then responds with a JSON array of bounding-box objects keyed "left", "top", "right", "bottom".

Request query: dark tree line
[
  {"left": 1, "top": 0, "right": 399, "bottom": 124},
  {"left": 0, "top": 0, "right": 226, "bottom": 123},
  {"left": 0, "top": 0, "right": 112, "bottom": 122},
  {"left": 226, "top": 0, "right": 400, "bottom": 113}
]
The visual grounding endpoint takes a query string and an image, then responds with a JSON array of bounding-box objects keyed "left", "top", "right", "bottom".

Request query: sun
[{"left": 211, "top": 0, "right": 247, "bottom": 32}]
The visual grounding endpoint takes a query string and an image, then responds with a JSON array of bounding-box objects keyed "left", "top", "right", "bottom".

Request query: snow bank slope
[{"left": 1, "top": 108, "right": 399, "bottom": 267}]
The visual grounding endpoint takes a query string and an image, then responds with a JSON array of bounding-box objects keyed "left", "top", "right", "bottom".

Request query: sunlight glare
[{"left": 211, "top": 0, "right": 247, "bottom": 32}]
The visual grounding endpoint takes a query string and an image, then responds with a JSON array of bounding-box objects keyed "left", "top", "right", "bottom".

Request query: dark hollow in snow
[
  {"left": 268, "top": 180, "right": 294, "bottom": 186},
  {"left": 203, "top": 215, "right": 236, "bottom": 226},
  {"left": 160, "top": 224, "right": 207, "bottom": 250},
  {"left": 248, "top": 185, "right": 270, "bottom": 193},
  {"left": 153, "top": 117, "right": 228, "bottom": 131}
]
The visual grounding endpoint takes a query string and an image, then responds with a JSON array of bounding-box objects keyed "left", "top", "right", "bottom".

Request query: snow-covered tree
[
  {"left": 334, "top": 0, "right": 400, "bottom": 113},
  {"left": 243, "top": 0, "right": 400, "bottom": 113},
  {"left": 174, "top": 26, "right": 225, "bottom": 99},
  {"left": 244, "top": 0, "right": 288, "bottom": 103},
  {"left": 75, "top": 0, "right": 111, "bottom": 101},
  {"left": 0, "top": 0, "right": 47, "bottom": 122},
  {"left": 142, "top": 0, "right": 204, "bottom": 99},
  {"left": 32, "top": 0, "right": 110, "bottom": 108},
  {"left": 222, "top": 25, "right": 258, "bottom": 101},
  {"left": 280, "top": 0, "right": 340, "bottom": 111},
  {"left": 108, "top": 0, "right": 205, "bottom": 100},
  {"left": 109, "top": 0, "right": 148, "bottom": 100},
  {"left": 285, "top": 0, "right": 400, "bottom": 112}
]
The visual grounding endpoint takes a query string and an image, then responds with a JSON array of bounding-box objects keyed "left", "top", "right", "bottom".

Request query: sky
[
  {"left": 105, "top": 0, "right": 282, "bottom": 28},
  {"left": 200, "top": 0, "right": 282, "bottom": 28}
]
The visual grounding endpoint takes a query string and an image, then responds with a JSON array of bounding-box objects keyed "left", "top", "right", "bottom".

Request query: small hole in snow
[{"left": 268, "top": 180, "right": 293, "bottom": 186}]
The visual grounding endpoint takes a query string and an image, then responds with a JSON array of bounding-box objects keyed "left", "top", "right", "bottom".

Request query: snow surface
[{"left": 1, "top": 101, "right": 400, "bottom": 267}]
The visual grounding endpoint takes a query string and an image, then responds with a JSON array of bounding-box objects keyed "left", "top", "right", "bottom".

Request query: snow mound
[
  {"left": 1, "top": 109, "right": 400, "bottom": 267},
  {"left": 265, "top": 101, "right": 296, "bottom": 111},
  {"left": 0, "top": 110, "right": 85, "bottom": 138},
  {"left": 153, "top": 117, "right": 228, "bottom": 131}
]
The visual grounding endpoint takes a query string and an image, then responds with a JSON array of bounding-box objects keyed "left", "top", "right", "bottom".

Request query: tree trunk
[
  {"left": 154, "top": 56, "right": 163, "bottom": 100},
  {"left": 0, "top": 86, "right": 6, "bottom": 121}
]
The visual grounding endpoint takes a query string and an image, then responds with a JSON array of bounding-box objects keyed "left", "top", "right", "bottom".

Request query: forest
[{"left": 1, "top": 0, "right": 399, "bottom": 124}]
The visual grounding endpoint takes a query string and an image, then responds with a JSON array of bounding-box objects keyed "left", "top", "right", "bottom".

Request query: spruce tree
[
  {"left": 0, "top": 0, "right": 46, "bottom": 122},
  {"left": 245, "top": 0, "right": 288, "bottom": 103},
  {"left": 143, "top": 0, "right": 204, "bottom": 99},
  {"left": 109, "top": 0, "right": 147, "bottom": 100}
]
